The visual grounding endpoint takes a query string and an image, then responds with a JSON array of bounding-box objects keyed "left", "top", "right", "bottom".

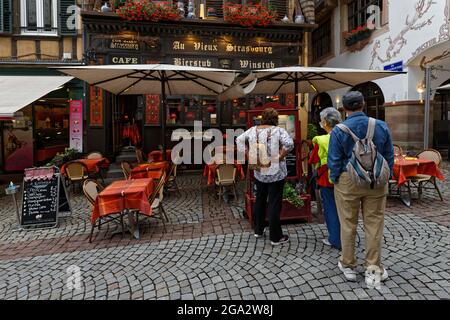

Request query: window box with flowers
[
  {"left": 222, "top": 2, "right": 276, "bottom": 28},
  {"left": 116, "top": 0, "right": 180, "bottom": 22},
  {"left": 344, "top": 25, "right": 374, "bottom": 52}
]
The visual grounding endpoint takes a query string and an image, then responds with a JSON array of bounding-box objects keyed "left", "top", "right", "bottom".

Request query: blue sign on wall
[{"left": 384, "top": 61, "right": 403, "bottom": 72}]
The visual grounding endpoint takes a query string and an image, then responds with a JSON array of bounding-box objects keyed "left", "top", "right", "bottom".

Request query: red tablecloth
[
  {"left": 148, "top": 150, "right": 172, "bottom": 162},
  {"left": 130, "top": 167, "right": 164, "bottom": 180},
  {"left": 393, "top": 158, "right": 445, "bottom": 186},
  {"left": 138, "top": 161, "right": 169, "bottom": 172},
  {"left": 61, "top": 158, "right": 110, "bottom": 175},
  {"left": 203, "top": 162, "right": 245, "bottom": 186},
  {"left": 91, "top": 178, "right": 154, "bottom": 224}
]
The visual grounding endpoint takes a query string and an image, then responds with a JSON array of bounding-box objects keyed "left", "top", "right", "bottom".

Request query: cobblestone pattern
[
  {"left": 0, "top": 214, "right": 448, "bottom": 300},
  {"left": 0, "top": 165, "right": 448, "bottom": 300}
]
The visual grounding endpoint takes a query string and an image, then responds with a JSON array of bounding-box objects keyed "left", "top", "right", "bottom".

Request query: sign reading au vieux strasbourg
[{"left": 165, "top": 37, "right": 290, "bottom": 70}]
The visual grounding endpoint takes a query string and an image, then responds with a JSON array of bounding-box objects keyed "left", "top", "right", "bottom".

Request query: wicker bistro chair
[
  {"left": 393, "top": 144, "right": 403, "bottom": 156},
  {"left": 86, "top": 151, "right": 103, "bottom": 159},
  {"left": 121, "top": 161, "right": 132, "bottom": 180},
  {"left": 65, "top": 161, "right": 89, "bottom": 193},
  {"left": 165, "top": 162, "right": 180, "bottom": 194},
  {"left": 83, "top": 179, "right": 126, "bottom": 243},
  {"left": 408, "top": 149, "right": 443, "bottom": 201},
  {"left": 135, "top": 171, "right": 169, "bottom": 233},
  {"left": 135, "top": 148, "right": 148, "bottom": 165},
  {"left": 215, "top": 164, "right": 237, "bottom": 205}
]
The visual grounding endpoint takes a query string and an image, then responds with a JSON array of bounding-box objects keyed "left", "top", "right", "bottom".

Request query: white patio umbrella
[
  {"left": 237, "top": 66, "right": 406, "bottom": 102},
  {"left": 437, "top": 84, "right": 450, "bottom": 90},
  {"left": 57, "top": 64, "right": 240, "bottom": 156}
]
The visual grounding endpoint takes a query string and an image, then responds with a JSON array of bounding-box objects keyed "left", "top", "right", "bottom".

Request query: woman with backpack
[
  {"left": 309, "top": 108, "right": 342, "bottom": 250},
  {"left": 236, "top": 108, "right": 294, "bottom": 246}
]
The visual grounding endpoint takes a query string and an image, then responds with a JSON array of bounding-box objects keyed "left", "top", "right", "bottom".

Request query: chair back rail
[
  {"left": 393, "top": 144, "right": 403, "bottom": 156},
  {"left": 217, "top": 164, "right": 236, "bottom": 182},
  {"left": 121, "top": 161, "right": 132, "bottom": 179},
  {"left": 416, "top": 149, "right": 442, "bottom": 166},
  {"left": 83, "top": 179, "right": 103, "bottom": 206},
  {"left": 149, "top": 172, "right": 167, "bottom": 205},
  {"left": 66, "top": 162, "right": 88, "bottom": 179},
  {"left": 86, "top": 151, "right": 103, "bottom": 159}
]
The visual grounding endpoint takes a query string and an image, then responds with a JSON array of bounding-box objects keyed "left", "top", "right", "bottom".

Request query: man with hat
[{"left": 327, "top": 91, "right": 394, "bottom": 285}]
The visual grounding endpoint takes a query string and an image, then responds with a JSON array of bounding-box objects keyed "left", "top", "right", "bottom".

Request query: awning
[{"left": 0, "top": 76, "right": 74, "bottom": 118}]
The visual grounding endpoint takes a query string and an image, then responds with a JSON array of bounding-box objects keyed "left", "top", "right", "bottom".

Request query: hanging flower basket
[
  {"left": 344, "top": 25, "right": 373, "bottom": 51},
  {"left": 222, "top": 3, "right": 276, "bottom": 28},
  {"left": 116, "top": 0, "right": 180, "bottom": 22}
]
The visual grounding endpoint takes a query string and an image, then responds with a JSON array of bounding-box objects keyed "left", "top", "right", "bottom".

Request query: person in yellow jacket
[{"left": 309, "top": 108, "right": 342, "bottom": 249}]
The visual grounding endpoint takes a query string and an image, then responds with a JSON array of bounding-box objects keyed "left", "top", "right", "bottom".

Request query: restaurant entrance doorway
[{"left": 113, "top": 95, "right": 143, "bottom": 153}]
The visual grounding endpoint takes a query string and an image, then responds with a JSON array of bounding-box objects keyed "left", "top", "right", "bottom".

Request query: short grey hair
[{"left": 320, "top": 107, "right": 342, "bottom": 128}]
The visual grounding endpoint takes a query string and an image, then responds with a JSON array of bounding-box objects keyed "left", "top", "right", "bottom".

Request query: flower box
[
  {"left": 222, "top": 3, "right": 276, "bottom": 28},
  {"left": 344, "top": 26, "right": 373, "bottom": 52},
  {"left": 245, "top": 194, "right": 312, "bottom": 226},
  {"left": 116, "top": 0, "right": 180, "bottom": 22}
]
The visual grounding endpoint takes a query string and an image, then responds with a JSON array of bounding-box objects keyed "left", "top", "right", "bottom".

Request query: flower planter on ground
[{"left": 245, "top": 194, "right": 312, "bottom": 226}]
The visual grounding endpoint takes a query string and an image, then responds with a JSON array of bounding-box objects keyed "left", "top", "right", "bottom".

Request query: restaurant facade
[{"left": 80, "top": 2, "right": 316, "bottom": 159}]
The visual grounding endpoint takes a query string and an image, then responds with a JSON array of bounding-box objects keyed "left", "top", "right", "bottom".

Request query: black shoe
[
  {"left": 271, "top": 235, "right": 289, "bottom": 246},
  {"left": 254, "top": 227, "right": 267, "bottom": 238}
]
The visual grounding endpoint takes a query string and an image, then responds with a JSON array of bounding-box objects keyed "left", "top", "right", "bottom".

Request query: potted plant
[
  {"left": 222, "top": 2, "right": 276, "bottom": 28},
  {"left": 344, "top": 25, "right": 373, "bottom": 52},
  {"left": 46, "top": 148, "right": 83, "bottom": 168}
]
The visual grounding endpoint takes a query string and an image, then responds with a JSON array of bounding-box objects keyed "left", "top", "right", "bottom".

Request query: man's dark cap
[{"left": 343, "top": 91, "right": 365, "bottom": 109}]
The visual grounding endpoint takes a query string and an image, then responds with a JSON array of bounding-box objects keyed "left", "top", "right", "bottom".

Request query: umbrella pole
[
  {"left": 161, "top": 71, "right": 167, "bottom": 160},
  {"left": 295, "top": 73, "right": 300, "bottom": 108}
]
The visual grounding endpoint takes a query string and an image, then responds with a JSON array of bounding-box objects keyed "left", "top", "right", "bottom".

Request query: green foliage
[
  {"left": 283, "top": 183, "right": 304, "bottom": 208},
  {"left": 307, "top": 123, "right": 318, "bottom": 140},
  {"left": 46, "top": 148, "right": 83, "bottom": 167}
]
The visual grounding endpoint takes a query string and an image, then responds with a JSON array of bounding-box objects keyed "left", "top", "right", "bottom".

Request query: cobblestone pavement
[{"left": 0, "top": 164, "right": 449, "bottom": 300}]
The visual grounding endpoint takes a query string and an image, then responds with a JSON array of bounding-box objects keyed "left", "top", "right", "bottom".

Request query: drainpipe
[{"left": 424, "top": 66, "right": 431, "bottom": 149}]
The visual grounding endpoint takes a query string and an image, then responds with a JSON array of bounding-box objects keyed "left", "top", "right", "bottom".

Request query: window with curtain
[
  {"left": 312, "top": 18, "right": 331, "bottom": 63},
  {"left": 20, "top": 0, "right": 57, "bottom": 35},
  {"left": 347, "top": 0, "right": 382, "bottom": 31}
]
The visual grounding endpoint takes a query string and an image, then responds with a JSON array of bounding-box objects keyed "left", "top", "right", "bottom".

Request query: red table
[
  {"left": 203, "top": 162, "right": 245, "bottom": 186},
  {"left": 130, "top": 167, "right": 164, "bottom": 180},
  {"left": 148, "top": 150, "right": 172, "bottom": 162},
  {"left": 393, "top": 157, "right": 445, "bottom": 186},
  {"left": 138, "top": 161, "right": 170, "bottom": 172},
  {"left": 61, "top": 158, "right": 110, "bottom": 175},
  {"left": 91, "top": 178, "right": 154, "bottom": 224}
]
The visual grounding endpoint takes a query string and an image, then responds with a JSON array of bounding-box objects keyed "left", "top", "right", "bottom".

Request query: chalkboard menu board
[
  {"left": 21, "top": 167, "right": 71, "bottom": 227},
  {"left": 286, "top": 151, "right": 297, "bottom": 178}
]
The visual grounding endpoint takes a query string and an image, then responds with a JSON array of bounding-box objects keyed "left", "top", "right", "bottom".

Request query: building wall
[{"left": 313, "top": 0, "right": 450, "bottom": 150}]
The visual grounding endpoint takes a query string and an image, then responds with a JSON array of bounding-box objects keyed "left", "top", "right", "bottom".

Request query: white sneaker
[
  {"left": 365, "top": 266, "right": 389, "bottom": 288},
  {"left": 338, "top": 261, "right": 357, "bottom": 282},
  {"left": 322, "top": 239, "right": 332, "bottom": 246}
]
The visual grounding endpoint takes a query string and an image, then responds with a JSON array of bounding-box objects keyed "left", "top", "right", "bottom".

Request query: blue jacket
[{"left": 328, "top": 112, "right": 394, "bottom": 183}]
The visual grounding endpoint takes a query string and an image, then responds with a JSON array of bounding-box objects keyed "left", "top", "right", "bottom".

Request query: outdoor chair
[
  {"left": 86, "top": 151, "right": 103, "bottom": 159},
  {"left": 165, "top": 161, "right": 180, "bottom": 194},
  {"left": 83, "top": 179, "right": 125, "bottom": 243},
  {"left": 137, "top": 171, "right": 169, "bottom": 233},
  {"left": 65, "top": 161, "right": 89, "bottom": 194},
  {"left": 393, "top": 144, "right": 403, "bottom": 156},
  {"left": 135, "top": 148, "right": 147, "bottom": 165},
  {"left": 215, "top": 164, "right": 237, "bottom": 205},
  {"left": 121, "top": 161, "right": 132, "bottom": 180},
  {"left": 408, "top": 149, "right": 443, "bottom": 201}
]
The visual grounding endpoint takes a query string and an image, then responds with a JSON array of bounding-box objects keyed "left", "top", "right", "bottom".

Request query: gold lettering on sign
[
  {"left": 174, "top": 58, "right": 212, "bottom": 68},
  {"left": 112, "top": 57, "right": 138, "bottom": 64},
  {"left": 239, "top": 60, "right": 275, "bottom": 69},
  {"left": 173, "top": 41, "right": 185, "bottom": 50},
  {"left": 110, "top": 39, "right": 139, "bottom": 50},
  {"left": 226, "top": 44, "right": 273, "bottom": 55},
  {"left": 193, "top": 42, "right": 218, "bottom": 52}
]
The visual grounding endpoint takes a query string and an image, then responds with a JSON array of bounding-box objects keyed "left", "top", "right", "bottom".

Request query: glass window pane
[
  {"left": 43, "top": 0, "right": 53, "bottom": 30},
  {"left": 26, "top": 0, "right": 37, "bottom": 30}
]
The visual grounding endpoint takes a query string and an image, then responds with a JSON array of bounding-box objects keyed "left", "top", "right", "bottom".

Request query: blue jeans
[{"left": 320, "top": 187, "right": 341, "bottom": 249}]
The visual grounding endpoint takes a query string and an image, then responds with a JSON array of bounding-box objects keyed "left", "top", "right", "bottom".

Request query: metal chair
[
  {"left": 215, "top": 164, "right": 237, "bottom": 205},
  {"left": 83, "top": 179, "right": 124, "bottom": 243},
  {"left": 65, "top": 161, "right": 89, "bottom": 193},
  {"left": 166, "top": 162, "right": 180, "bottom": 194},
  {"left": 408, "top": 149, "right": 443, "bottom": 201},
  {"left": 86, "top": 151, "right": 103, "bottom": 159},
  {"left": 121, "top": 161, "right": 132, "bottom": 180},
  {"left": 135, "top": 148, "right": 147, "bottom": 164}
]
